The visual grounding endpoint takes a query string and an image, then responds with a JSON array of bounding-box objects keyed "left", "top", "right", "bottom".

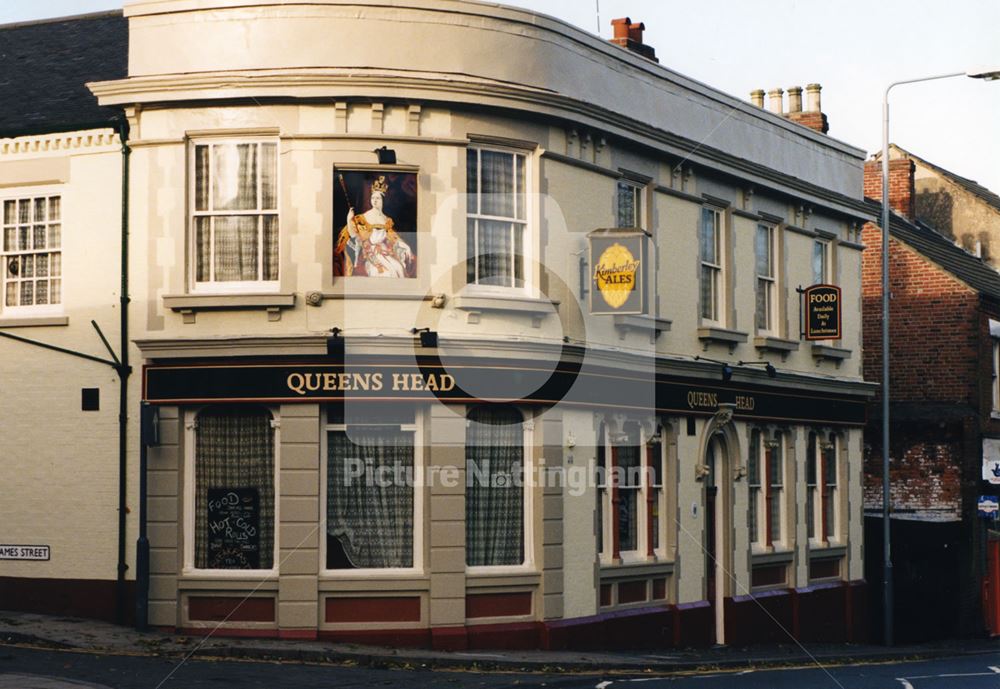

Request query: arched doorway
[{"left": 704, "top": 429, "right": 732, "bottom": 646}]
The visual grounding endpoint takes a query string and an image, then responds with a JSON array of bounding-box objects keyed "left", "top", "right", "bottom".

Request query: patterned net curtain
[
  {"left": 327, "top": 427, "right": 414, "bottom": 568},
  {"left": 466, "top": 405, "right": 524, "bottom": 566},
  {"left": 194, "top": 406, "right": 275, "bottom": 569}
]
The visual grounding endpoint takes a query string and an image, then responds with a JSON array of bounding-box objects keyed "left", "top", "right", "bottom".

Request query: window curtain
[
  {"left": 616, "top": 426, "right": 641, "bottom": 553},
  {"left": 195, "top": 406, "right": 275, "bottom": 569},
  {"left": 327, "top": 427, "right": 414, "bottom": 568},
  {"left": 214, "top": 216, "right": 260, "bottom": 282},
  {"left": 466, "top": 406, "right": 524, "bottom": 566},
  {"left": 748, "top": 430, "right": 760, "bottom": 539}
]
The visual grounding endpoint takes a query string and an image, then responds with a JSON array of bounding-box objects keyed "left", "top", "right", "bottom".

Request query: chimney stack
[
  {"left": 864, "top": 154, "right": 915, "bottom": 219},
  {"left": 750, "top": 82, "right": 829, "bottom": 134},
  {"left": 609, "top": 17, "right": 658, "bottom": 62}
]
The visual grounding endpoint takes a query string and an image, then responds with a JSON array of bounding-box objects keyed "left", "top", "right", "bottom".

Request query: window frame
[
  {"left": 812, "top": 239, "right": 830, "bottom": 285},
  {"left": 188, "top": 138, "right": 280, "bottom": 294},
  {"left": 598, "top": 420, "right": 665, "bottom": 565},
  {"left": 465, "top": 145, "right": 532, "bottom": 295},
  {"left": 464, "top": 405, "right": 535, "bottom": 574},
  {"left": 755, "top": 223, "right": 778, "bottom": 335},
  {"left": 807, "top": 432, "right": 841, "bottom": 547},
  {"left": 1, "top": 187, "right": 63, "bottom": 316},
  {"left": 699, "top": 206, "right": 725, "bottom": 325},
  {"left": 993, "top": 338, "right": 1000, "bottom": 415},
  {"left": 319, "top": 405, "right": 425, "bottom": 578},
  {"left": 615, "top": 178, "right": 644, "bottom": 229},
  {"left": 749, "top": 429, "right": 786, "bottom": 552},
  {"left": 182, "top": 406, "right": 281, "bottom": 577}
]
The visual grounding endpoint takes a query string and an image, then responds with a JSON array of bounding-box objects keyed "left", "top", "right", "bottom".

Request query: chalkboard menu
[{"left": 206, "top": 488, "right": 261, "bottom": 569}]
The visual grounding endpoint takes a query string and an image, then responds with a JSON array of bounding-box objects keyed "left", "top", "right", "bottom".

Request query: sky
[{"left": 3, "top": 0, "right": 998, "bottom": 192}]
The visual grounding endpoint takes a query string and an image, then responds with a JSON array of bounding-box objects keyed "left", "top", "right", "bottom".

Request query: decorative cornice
[
  {"left": 0, "top": 129, "right": 119, "bottom": 158},
  {"left": 89, "top": 70, "right": 874, "bottom": 222}
]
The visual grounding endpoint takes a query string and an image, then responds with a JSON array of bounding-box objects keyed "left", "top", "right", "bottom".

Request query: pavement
[{"left": 2, "top": 610, "right": 1000, "bottom": 675}]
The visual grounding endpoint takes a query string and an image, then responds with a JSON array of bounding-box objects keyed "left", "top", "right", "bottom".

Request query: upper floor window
[
  {"left": 3, "top": 194, "right": 61, "bottom": 312},
  {"left": 616, "top": 179, "right": 643, "bottom": 228},
  {"left": 699, "top": 207, "right": 724, "bottom": 323},
  {"left": 812, "top": 239, "right": 829, "bottom": 284},
  {"left": 755, "top": 224, "right": 777, "bottom": 333},
  {"left": 192, "top": 141, "right": 278, "bottom": 290},
  {"left": 466, "top": 147, "right": 526, "bottom": 289}
]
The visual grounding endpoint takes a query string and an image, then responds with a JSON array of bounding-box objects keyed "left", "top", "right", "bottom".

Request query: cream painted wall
[{"left": 0, "top": 129, "right": 141, "bottom": 581}]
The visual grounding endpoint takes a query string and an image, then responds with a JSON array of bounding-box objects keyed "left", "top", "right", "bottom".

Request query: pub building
[{"left": 0, "top": 1, "right": 873, "bottom": 649}]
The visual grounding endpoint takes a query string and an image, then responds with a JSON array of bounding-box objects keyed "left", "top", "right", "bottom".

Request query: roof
[
  {"left": 865, "top": 198, "right": 1000, "bottom": 301},
  {"left": 0, "top": 11, "right": 127, "bottom": 135},
  {"left": 890, "top": 144, "right": 1000, "bottom": 217}
]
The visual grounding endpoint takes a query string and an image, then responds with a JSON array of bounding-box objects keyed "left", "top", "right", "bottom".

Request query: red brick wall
[
  {"left": 863, "top": 438, "right": 963, "bottom": 518},
  {"left": 864, "top": 159, "right": 915, "bottom": 219},
  {"left": 861, "top": 222, "right": 979, "bottom": 404},
  {"left": 785, "top": 111, "right": 829, "bottom": 134}
]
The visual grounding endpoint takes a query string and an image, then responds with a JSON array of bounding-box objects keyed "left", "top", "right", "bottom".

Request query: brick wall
[
  {"left": 863, "top": 434, "right": 963, "bottom": 519},
  {"left": 861, "top": 223, "right": 979, "bottom": 404},
  {"left": 864, "top": 159, "right": 915, "bottom": 219}
]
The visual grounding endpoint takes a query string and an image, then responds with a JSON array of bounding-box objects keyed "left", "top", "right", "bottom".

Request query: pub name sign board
[
  {"left": 803, "top": 284, "right": 842, "bottom": 340},
  {"left": 588, "top": 229, "right": 648, "bottom": 316}
]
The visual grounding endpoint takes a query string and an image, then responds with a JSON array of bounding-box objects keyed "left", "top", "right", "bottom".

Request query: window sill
[
  {"left": 599, "top": 560, "right": 675, "bottom": 579},
  {"left": 808, "top": 543, "right": 847, "bottom": 558},
  {"left": 466, "top": 570, "right": 541, "bottom": 588},
  {"left": 0, "top": 315, "right": 69, "bottom": 328},
  {"left": 754, "top": 335, "right": 799, "bottom": 355},
  {"left": 811, "top": 344, "right": 851, "bottom": 365},
  {"left": 750, "top": 548, "right": 795, "bottom": 566},
  {"left": 697, "top": 326, "right": 748, "bottom": 352},
  {"left": 614, "top": 314, "right": 672, "bottom": 341},
  {"left": 454, "top": 294, "right": 559, "bottom": 316},
  {"left": 163, "top": 293, "right": 296, "bottom": 323}
]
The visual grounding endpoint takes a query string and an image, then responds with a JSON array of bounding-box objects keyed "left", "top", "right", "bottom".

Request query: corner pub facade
[{"left": 0, "top": 1, "right": 875, "bottom": 649}]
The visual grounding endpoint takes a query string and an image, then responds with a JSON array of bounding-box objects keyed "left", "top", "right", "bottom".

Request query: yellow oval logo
[{"left": 593, "top": 242, "right": 640, "bottom": 309}]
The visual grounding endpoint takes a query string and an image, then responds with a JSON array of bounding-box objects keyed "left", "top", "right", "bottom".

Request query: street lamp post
[{"left": 880, "top": 68, "right": 1000, "bottom": 647}]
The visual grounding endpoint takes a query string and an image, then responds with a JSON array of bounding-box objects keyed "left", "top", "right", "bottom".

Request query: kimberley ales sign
[{"left": 589, "top": 229, "right": 647, "bottom": 315}]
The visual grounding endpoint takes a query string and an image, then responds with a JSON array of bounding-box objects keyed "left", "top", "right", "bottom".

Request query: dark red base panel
[{"left": 1, "top": 577, "right": 867, "bottom": 650}]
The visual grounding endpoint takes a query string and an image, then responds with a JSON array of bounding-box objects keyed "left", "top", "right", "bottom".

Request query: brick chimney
[
  {"left": 864, "top": 154, "right": 915, "bottom": 219},
  {"left": 610, "top": 17, "right": 658, "bottom": 62},
  {"left": 749, "top": 82, "right": 829, "bottom": 134}
]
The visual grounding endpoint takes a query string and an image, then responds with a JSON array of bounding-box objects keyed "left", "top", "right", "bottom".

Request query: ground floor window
[
  {"left": 194, "top": 406, "right": 276, "bottom": 570},
  {"left": 325, "top": 404, "right": 415, "bottom": 569},
  {"left": 807, "top": 431, "right": 839, "bottom": 543},
  {"left": 466, "top": 405, "right": 525, "bottom": 567}
]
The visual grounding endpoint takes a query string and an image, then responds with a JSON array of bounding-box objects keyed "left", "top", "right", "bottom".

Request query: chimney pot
[
  {"left": 750, "top": 89, "right": 765, "bottom": 108},
  {"left": 767, "top": 88, "right": 784, "bottom": 114},
  {"left": 627, "top": 21, "right": 645, "bottom": 44},
  {"left": 787, "top": 86, "right": 803, "bottom": 113},
  {"left": 805, "top": 83, "right": 822, "bottom": 112},
  {"left": 611, "top": 17, "right": 632, "bottom": 40}
]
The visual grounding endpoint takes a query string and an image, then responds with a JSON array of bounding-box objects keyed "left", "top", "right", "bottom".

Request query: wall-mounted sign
[
  {"left": 0, "top": 544, "right": 50, "bottom": 560},
  {"left": 588, "top": 229, "right": 647, "bottom": 315},
  {"left": 206, "top": 488, "right": 261, "bottom": 569},
  {"left": 143, "top": 358, "right": 867, "bottom": 425},
  {"left": 979, "top": 496, "right": 999, "bottom": 519},
  {"left": 984, "top": 439, "right": 1000, "bottom": 485},
  {"left": 803, "top": 284, "right": 842, "bottom": 340},
  {"left": 334, "top": 169, "right": 418, "bottom": 278}
]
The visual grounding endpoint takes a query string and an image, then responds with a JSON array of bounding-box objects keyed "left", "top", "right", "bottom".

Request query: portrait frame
[{"left": 333, "top": 169, "right": 419, "bottom": 279}]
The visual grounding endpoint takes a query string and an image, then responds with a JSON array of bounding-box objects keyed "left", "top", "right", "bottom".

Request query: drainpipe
[{"left": 115, "top": 117, "right": 132, "bottom": 625}]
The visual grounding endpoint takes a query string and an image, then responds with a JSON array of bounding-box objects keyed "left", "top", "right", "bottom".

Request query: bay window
[
  {"left": 192, "top": 140, "right": 278, "bottom": 290},
  {"left": 466, "top": 147, "right": 527, "bottom": 289}
]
